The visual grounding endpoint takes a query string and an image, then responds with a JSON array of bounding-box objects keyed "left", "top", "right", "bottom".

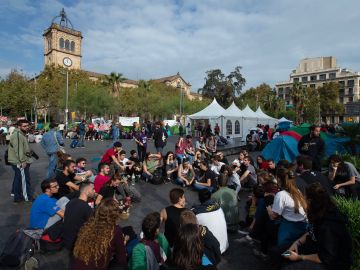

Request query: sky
[{"left": 1, "top": 0, "right": 360, "bottom": 92}]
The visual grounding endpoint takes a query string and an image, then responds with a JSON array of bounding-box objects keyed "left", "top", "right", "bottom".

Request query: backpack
[
  {"left": 0, "top": 229, "right": 40, "bottom": 267},
  {"left": 150, "top": 168, "right": 164, "bottom": 185}
]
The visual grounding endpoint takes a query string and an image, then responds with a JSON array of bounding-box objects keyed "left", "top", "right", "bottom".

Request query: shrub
[
  {"left": 341, "top": 154, "right": 360, "bottom": 171},
  {"left": 334, "top": 196, "right": 360, "bottom": 270}
]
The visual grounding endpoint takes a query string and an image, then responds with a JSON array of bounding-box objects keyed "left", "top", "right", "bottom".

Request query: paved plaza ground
[{"left": 0, "top": 136, "right": 265, "bottom": 270}]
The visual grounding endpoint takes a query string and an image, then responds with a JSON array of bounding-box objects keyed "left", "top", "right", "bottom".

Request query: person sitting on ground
[
  {"left": 72, "top": 199, "right": 128, "bottom": 270},
  {"left": 168, "top": 223, "right": 218, "bottom": 270},
  {"left": 279, "top": 183, "right": 353, "bottom": 270},
  {"left": 129, "top": 150, "right": 140, "bottom": 164},
  {"left": 142, "top": 152, "right": 161, "bottom": 182},
  {"left": 94, "top": 163, "right": 111, "bottom": 193},
  {"left": 56, "top": 152, "right": 72, "bottom": 174},
  {"left": 192, "top": 150, "right": 203, "bottom": 174},
  {"left": 129, "top": 212, "right": 170, "bottom": 270},
  {"left": 62, "top": 181, "right": 95, "bottom": 251},
  {"left": 266, "top": 168, "right": 307, "bottom": 246},
  {"left": 75, "top": 157, "right": 95, "bottom": 182},
  {"left": 175, "top": 136, "right": 186, "bottom": 165},
  {"left": 328, "top": 154, "right": 360, "bottom": 199},
  {"left": 184, "top": 135, "right": 195, "bottom": 164},
  {"left": 100, "top": 141, "right": 123, "bottom": 171},
  {"left": 118, "top": 150, "right": 135, "bottom": 175},
  {"left": 160, "top": 188, "right": 188, "bottom": 247},
  {"left": 256, "top": 155, "right": 269, "bottom": 170},
  {"left": 206, "top": 135, "right": 217, "bottom": 157},
  {"left": 54, "top": 159, "right": 80, "bottom": 199},
  {"left": 212, "top": 174, "right": 239, "bottom": 231},
  {"left": 29, "top": 179, "right": 64, "bottom": 230},
  {"left": 210, "top": 155, "right": 225, "bottom": 176},
  {"left": 217, "top": 152, "right": 229, "bottom": 165},
  {"left": 246, "top": 131, "right": 257, "bottom": 151},
  {"left": 296, "top": 155, "right": 333, "bottom": 195},
  {"left": 176, "top": 158, "right": 195, "bottom": 187},
  {"left": 165, "top": 151, "right": 178, "bottom": 182},
  {"left": 227, "top": 164, "right": 241, "bottom": 199},
  {"left": 195, "top": 136, "right": 209, "bottom": 155},
  {"left": 266, "top": 159, "right": 276, "bottom": 176},
  {"left": 179, "top": 210, "right": 221, "bottom": 266},
  {"left": 192, "top": 189, "right": 229, "bottom": 254},
  {"left": 194, "top": 161, "right": 218, "bottom": 192},
  {"left": 239, "top": 157, "right": 258, "bottom": 189}
]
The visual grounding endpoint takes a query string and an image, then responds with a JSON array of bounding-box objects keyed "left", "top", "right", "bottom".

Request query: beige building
[
  {"left": 275, "top": 56, "right": 360, "bottom": 123},
  {"left": 43, "top": 9, "right": 202, "bottom": 100}
]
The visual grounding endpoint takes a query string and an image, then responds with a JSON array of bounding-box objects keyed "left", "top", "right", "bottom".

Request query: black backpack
[
  {"left": 0, "top": 229, "right": 40, "bottom": 267},
  {"left": 150, "top": 168, "right": 164, "bottom": 185}
]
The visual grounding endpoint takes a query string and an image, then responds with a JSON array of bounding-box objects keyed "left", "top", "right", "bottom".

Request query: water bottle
[{"left": 131, "top": 173, "right": 136, "bottom": 185}]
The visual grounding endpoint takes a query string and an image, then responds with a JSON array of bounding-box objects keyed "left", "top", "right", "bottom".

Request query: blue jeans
[
  {"left": 11, "top": 164, "right": 32, "bottom": 202},
  {"left": 142, "top": 172, "right": 153, "bottom": 182},
  {"left": 278, "top": 219, "right": 307, "bottom": 246},
  {"left": 193, "top": 182, "right": 214, "bottom": 192},
  {"left": 156, "top": 147, "right": 163, "bottom": 155},
  {"left": 176, "top": 154, "right": 185, "bottom": 165},
  {"left": 46, "top": 153, "right": 58, "bottom": 179},
  {"left": 77, "top": 134, "right": 85, "bottom": 147}
]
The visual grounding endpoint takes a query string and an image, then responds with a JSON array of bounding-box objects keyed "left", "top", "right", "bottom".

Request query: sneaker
[
  {"left": 234, "top": 235, "right": 254, "bottom": 246},
  {"left": 25, "top": 256, "right": 39, "bottom": 270},
  {"left": 253, "top": 248, "right": 269, "bottom": 261}
]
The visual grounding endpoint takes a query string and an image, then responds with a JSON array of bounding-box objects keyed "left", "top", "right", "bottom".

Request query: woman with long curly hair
[
  {"left": 169, "top": 223, "right": 217, "bottom": 270},
  {"left": 282, "top": 183, "right": 353, "bottom": 270},
  {"left": 71, "top": 198, "right": 128, "bottom": 270},
  {"left": 267, "top": 167, "right": 307, "bottom": 246}
]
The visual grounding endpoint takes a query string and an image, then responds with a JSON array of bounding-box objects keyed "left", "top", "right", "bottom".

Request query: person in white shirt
[
  {"left": 58, "top": 122, "right": 65, "bottom": 137},
  {"left": 118, "top": 150, "right": 135, "bottom": 174},
  {"left": 210, "top": 155, "right": 225, "bottom": 175},
  {"left": 267, "top": 168, "right": 307, "bottom": 246}
]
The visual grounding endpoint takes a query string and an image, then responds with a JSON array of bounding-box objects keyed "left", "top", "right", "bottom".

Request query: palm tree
[
  {"left": 290, "top": 82, "right": 306, "bottom": 123},
  {"left": 104, "top": 72, "right": 126, "bottom": 97}
]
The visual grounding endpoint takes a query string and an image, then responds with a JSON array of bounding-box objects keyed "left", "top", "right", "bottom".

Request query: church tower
[{"left": 43, "top": 8, "right": 82, "bottom": 69}]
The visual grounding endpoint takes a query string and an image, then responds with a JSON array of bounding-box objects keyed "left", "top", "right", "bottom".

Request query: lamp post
[{"left": 62, "top": 57, "right": 72, "bottom": 129}]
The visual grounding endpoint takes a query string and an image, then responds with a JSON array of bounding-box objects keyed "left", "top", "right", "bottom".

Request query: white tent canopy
[
  {"left": 226, "top": 101, "right": 243, "bottom": 117},
  {"left": 188, "top": 98, "right": 227, "bottom": 119},
  {"left": 278, "top": 117, "right": 293, "bottom": 123},
  {"left": 255, "top": 107, "right": 279, "bottom": 126},
  {"left": 241, "top": 104, "right": 257, "bottom": 118}
]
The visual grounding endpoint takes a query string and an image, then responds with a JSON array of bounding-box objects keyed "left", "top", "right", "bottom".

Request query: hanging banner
[{"left": 119, "top": 117, "right": 139, "bottom": 126}]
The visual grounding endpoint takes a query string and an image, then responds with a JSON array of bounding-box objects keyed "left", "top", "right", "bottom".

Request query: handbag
[{"left": 53, "top": 131, "right": 65, "bottom": 153}]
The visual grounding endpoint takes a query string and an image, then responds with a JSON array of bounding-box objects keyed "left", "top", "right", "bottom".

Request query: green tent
[{"left": 299, "top": 123, "right": 311, "bottom": 128}]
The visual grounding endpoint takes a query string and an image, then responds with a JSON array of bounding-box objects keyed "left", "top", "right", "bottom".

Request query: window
[
  {"left": 348, "top": 97, "right": 353, "bottom": 102},
  {"left": 47, "top": 39, "right": 51, "bottom": 50},
  {"left": 65, "top": 39, "right": 70, "bottom": 50},
  {"left": 301, "top": 76, "right": 308, "bottom": 82},
  {"left": 285, "top": 87, "right": 290, "bottom": 93},
  {"left": 338, "top": 81, "right": 345, "bottom": 87},
  {"left": 329, "top": 73, "right": 336, "bottom": 79},
  {"left": 59, "top": 38, "right": 64, "bottom": 49},
  {"left": 339, "top": 89, "right": 344, "bottom": 95},
  {"left": 235, "top": 120, "right": 240, "bottom": 134},
  {"left": 310, "top": 84, "right": 316, "bottom": 88},
  {"left": 348, "top": 88, "right": 353, "bottom": 95},
  {"left": 319, "top": 74, "right": 326, "bottom": 80},
  {"left": 226, "top": 120, "right": 232, "bottom": 135},
  {"left": 293, "top": 77, "right": 299, "bottom": 83},
  {"left": 348, "top": 80, "right": 354, "bottom": 87},
  {"left": 310, "top": 75, "right": 317, "bottom": 81},
  {"left": 70, "top": 41, "right": 75, "bottom": 52}
]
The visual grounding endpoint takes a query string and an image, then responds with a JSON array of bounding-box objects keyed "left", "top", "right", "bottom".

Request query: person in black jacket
[
  {"left": 153, "top": 121, "right": 168, "bottom": 155},
  {"left": 297, "top": 125, "right": 325, "bottom": 172},
  {"left": 179, "top": 209, "right": 221, "bottom": 266},
  {"left": 281, "top": 182, "right": 353, "bottom": 270}
]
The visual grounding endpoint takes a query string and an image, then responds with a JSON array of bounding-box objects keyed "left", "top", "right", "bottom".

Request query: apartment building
[{"left": 275, "top": 57, "right": 360, "bottom": 123}]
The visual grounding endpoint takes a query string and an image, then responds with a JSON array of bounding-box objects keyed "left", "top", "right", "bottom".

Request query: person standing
[
  {"left": 8, "top": 119, "right": 34, "bottom": 203},
  {"left": 77, "top": 120, "right": 86, "bottom": 148},
  {"left": 58, "top": 122, "right": 65, "bottom": 137},
  {"left": 298, "top": 125, "right": 325, "bottom": 172},
  {"left": 111, "top": 123, "right": 119, "bottom": 142},
  {"left": 214, "top": 123, "right": 220, "bottom": 136},
  {"left": 178, "top": 122, "right": 184, "bottom": 137},
  {"left": 41, "top": 122, "right": 65, "bottom": 179},
  {"left": 153, "top": 121, "right": 168, "bottom": 155},
  {"left": 186, "top": 123, "right": 191, "bottom": 136},
  {"left": 134, "top": 127, "right": 147, "bottom": 162}
]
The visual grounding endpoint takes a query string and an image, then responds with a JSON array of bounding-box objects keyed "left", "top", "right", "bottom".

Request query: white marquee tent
[{"left": 255, "top": 107, "right": 279, "bottom": 127}]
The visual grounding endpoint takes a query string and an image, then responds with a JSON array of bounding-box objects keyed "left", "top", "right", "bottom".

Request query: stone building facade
[{"left": 275, "top": 57, "right": 360, "bottom": 123}]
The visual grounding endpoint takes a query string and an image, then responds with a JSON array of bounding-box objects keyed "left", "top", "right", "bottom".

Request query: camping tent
[
  {"left": 278, "top": 117, "right": 293, "bottom": 130},
  {"left": 262, "top": 135, "right": 299, "bottom": 164}
]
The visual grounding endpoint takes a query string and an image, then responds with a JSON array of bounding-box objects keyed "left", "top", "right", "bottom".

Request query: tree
[
  {"left": 318, "top": 82, "right": 344, "bottom": 116},
  {"left": 290, "top": 82, "right": 306, "bottom": 123},
  {"left": 302, "top": 87, "right": 320, "bottom": 123},
  {"left": 198, "top": 66, "right": 246, "bottom": 107},
  {"left": 104, "top": 72, "right": 127, "bottom": 97}
]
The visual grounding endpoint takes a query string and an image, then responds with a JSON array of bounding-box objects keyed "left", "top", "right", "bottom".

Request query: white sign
[
  {"left": 119, "top": 117, "right": 140, "bottom": 126},
  {"left": 163, "top": 120, "right": 178, "bottom": 127}
]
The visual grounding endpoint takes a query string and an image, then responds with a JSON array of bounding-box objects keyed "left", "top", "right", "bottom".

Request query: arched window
[
  {"left": 59, "top": 38, "right": 64, "bottom": 49},
  {"left": 235, "top": 120, "right": 240, "bottom": 134},
  {"left": 70, "top": 41, "right": 75, "bottom": 52},
  {"left": 65, "top": 39, "right": 70, "bottom": 50},
  {"left": 226, "top": 120, "right": 232, "bottom": 135}
]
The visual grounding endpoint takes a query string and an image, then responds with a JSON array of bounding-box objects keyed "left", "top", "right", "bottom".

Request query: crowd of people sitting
[{"left": 3, "top": 120, "right": 358, "bottom": 270}]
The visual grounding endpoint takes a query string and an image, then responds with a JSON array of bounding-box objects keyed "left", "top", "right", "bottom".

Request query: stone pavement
[{"left": 0, "top": 136, "right": 265, "bottom": 270}]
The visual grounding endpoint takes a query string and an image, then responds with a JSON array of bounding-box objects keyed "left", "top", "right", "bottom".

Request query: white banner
[
  {"left": 163, "top": 120, "right": 178, "bottom": 127},
  {"left": 119, "top": 117, "right": 140, "bottom": 126}
]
